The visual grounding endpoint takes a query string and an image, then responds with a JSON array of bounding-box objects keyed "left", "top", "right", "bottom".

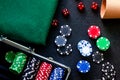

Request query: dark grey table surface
[{"left": 0, "top": 0, "right": 120, "bottom": 80}]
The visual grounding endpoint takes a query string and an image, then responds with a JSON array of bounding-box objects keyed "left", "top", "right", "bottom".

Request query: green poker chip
[
  {"left": 9, "top": 52, "right": 27, "bottom": 74},
  {"left": 5, "top": 51, "right": 16, "bottom": 63},
  {"left": 96, "top": 37, "right": 110, "bottom": 51}
]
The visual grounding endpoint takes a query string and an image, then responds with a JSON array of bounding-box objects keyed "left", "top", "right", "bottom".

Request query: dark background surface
[{"left": 0, "top": 0, "right": 120, "bottom": 80}]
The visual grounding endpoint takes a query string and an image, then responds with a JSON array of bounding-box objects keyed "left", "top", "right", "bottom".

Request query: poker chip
[
  {"left": 96, "top": 37, "right": 110, "bottom": 51},
  {"left": 22, "top": 57, "right": 40, "bottom": 80},
  {"left": 102, "top": 62, "right": 115, "bottom": 73},
  {"left": 101, "top": 62, "right": 116, "bottom": 80},
  {"left": 77, "top": 60, "right": 91, "bottom": 73},
  {"left": 88, "top": 25, "right": 100, "bottom": 39},
  {"left": 57, "top": 44, "right": 72, "bottom": 55},
  {"left": 77, "top": 40, "right": 93, "bottom": 57},
  {"left": 102, "top": 73, "right": 115, "bottom": 80},
  {"left": 35, "top": 62, "right": 52, "bottom": 80},
  {"left": 49, "top": 67, "right": 65, "bottom": 80},
  {"left": 60, "top": 25, "right": 72, "bottom": 37},
  {"left": 9, "top": 52, "right": 27, "bottom": 74},
  {"left": 55, "top": 35, "right": 67, "bottom": 47},
  {"left": 92, "top": 51, "right": 104, "bottom": 64},
  {"left": 5, "top": 51, "right": 16, "bottom": 63}
]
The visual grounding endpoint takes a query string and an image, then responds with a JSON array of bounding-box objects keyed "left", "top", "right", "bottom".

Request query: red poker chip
[
  {"left": 35, "top": 62, "right": 52, "bottom": 80},
  {"left": 88, "top": 25, "right": 101, "bottom": 39}
]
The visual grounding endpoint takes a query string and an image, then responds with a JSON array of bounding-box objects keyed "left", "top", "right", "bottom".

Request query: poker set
[
  {"left": 0, "top": 36, "right": 71, "bottom": 80},
  {"left": 0, "top": 0, "right": 119, "bottom": 80}
]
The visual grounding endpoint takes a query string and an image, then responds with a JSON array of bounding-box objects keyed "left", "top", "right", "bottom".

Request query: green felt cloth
[{"left": 0, "top": 0, "right": 58, "bottom": 45}]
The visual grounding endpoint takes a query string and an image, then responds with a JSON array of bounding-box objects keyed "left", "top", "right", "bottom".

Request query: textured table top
[{"left": 0, "top": 0, "right": 120, "bottom": 80}]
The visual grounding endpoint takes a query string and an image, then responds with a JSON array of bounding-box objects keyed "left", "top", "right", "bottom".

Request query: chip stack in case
[
  {"left": 96, "top": 37, "right": 110, "bottom": 51},
  {"left": 21, "top": 57, "right": 40, "bottom": 80},
  {"left": 88, "top": 25, "right": 101, "bottom": 39},
  {"left": 35, "top": 62, "right": 52, "bottom": 80},
  {"left": 102, "top": 62, "right": 116, "bottom": 80},
  {"left": 9, "top": 52, "right": 27, "bottom": 74},
  {"left": 49, "top": 67, "right": 65, "bottom": 80},
  {"left": 92, "top": 51, "right": 104, "bottom": 64},
  {"left": 77, "top": 40, "right": 93, "bottom": 57},
  {"left": 57, "top": 44, "right": 72, "bottom": 55},
  {"left": 77, "top": 60, "right": 91, "bottom": 73},
  {"left": 55, "top": 36, "right": 67, "bottom": 47},
  {"left": 5, "top": 51, "right": 16, "bottom": 64},
  {"left": 60, "top": 25, "right": 72, "bottom": 37}
]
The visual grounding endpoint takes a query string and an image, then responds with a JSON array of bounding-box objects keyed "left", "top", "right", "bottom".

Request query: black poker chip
[
  {"left": 102, "top": 62, "right": 115, "bottom": 73},
  {"left": 92, "top": 51, "right": 104, "bottom": 64},
  {"left": 55, "top": 35, "right": 67, "bottom": 47},
  {"left": 101, "top": 62, "right": 116, "bottom": 80},
  {"left": 57, "top": 44, "right": 72, "bottom": 55},
  {"left": 21, "top": 57, "right": 40, "bottom": 80},
  {"left": 60, "top": 25, "right": 72, "bottom": 37},
  {"left": 104, "top": 70, "right": 116, "bottom": 77},
  {"left": 102, "top": 73, "right": 115, "bottom": 80}
]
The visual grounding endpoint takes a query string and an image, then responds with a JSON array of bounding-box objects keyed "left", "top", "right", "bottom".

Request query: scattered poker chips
[
  {"left": 60, "top": 25, "right": 72, "bottom": 37},
  {"left": 55, "top": 25, "right": 72, "bottom": 56},
  {"left": 55, "top": 36, "right": 67, "bottom": 47},
  {"left": 5, "top": 51, "right": 16, "bottom": 63},
  {"left": 92, "top": 51, "right": 104, "bottom": 64},
  {"left": 96, "top": 37, "right": 110, "bottom": 51},
  {"left": 57, "top": 44, "right": 72, "bottom": 55},
  {"left": 88, "top": 25, "right": 101, "bottom": 39},
  {"left": 35, "top": 62, "right": 52, "bottom": 80},
  {"left": 77, "top": 40, "right": 92, "bottom": 57},
  {"left": 9, "top": 52, "right": 27, "bottom": 74},
  {"left": 102, "top": 62, "right": 116, "bottom": 80},
  {"left": 22, "top": 57, "right": 40, "bottom": 80},
  {"left": 77, "top": 60, "right": 91, "bottom": 73},
  {"left": 49, "top": 67, "right": 65, "bottom": 80}
]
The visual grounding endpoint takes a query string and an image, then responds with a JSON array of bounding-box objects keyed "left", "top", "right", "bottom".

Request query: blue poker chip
[
  {"left": 49, "top": 67, "right": 65, "bottom": 80},
  {"left": 55, "top": 35, "right": 67, "bottom": 47},
  {"left": 60, "top": 25, "right": 72, "bottom": 37},
  {"left": 77, "top": 40, "right": 92, "bottom": 57},
  {"left": 77, "top": 60, "right": 91, "bottom": 73}
]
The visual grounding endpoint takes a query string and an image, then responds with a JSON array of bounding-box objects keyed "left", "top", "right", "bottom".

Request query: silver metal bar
[{"left": 0, "top": 36, "right": 71, "bottom": 80}]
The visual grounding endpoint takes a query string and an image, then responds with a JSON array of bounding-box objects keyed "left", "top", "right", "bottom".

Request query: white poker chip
[
  {"left": 92, "top": 51, "right": 104, "bottom": 64},
  {"left": 60, "top": 25, "right": 72, "bottom": 37},
  {"left": 57, "top": 44, "right": 72, "bottom": 55},
  {"left": 77, "top": 40, "right": 93, "bottom": 57},
  {"left": 55, "top": 35, "right": 67, "bottom": 47}
]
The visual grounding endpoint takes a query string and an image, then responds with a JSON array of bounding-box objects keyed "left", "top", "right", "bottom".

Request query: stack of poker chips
[
  {"left": 49, "top": 67, "right": 65, "bottom": 80},
  {"left": 9, "top": 52, "right": 27, "bottom": 74},
  {"left": 55, "top": 25, "right": 72, "bottom": 56},
  {"left": 35, "top": 62, "right": 53, "bottom": 80},
  {"left": 101, "top": 62, "right": 116, "bottom": 80},
  {"left": 5, "top": 51, "right": 66, "bottom": 80},
  {"left": 21, "top": 57, "right": 41, "bottom": 80},
  {"left": 35, "top": 62, "right": 65, "bottom": 80}
]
